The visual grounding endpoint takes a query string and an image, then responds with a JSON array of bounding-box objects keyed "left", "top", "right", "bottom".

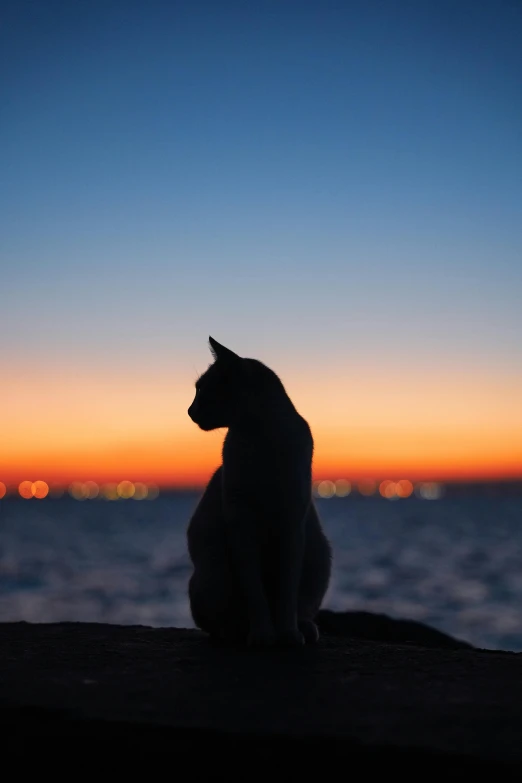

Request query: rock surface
[
  {"left": 1, "top": 613, "right": 521, "bottom": 770},
  {"left": 316, "top": 608, "right": 474, "bottom": 649}
]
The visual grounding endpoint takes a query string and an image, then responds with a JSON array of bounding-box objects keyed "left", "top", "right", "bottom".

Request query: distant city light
[
  {"left": 133, "top": 482, "right": 148, "bottom": 500},
  {"left": 69, "top": 481, "right": 88, "bottom": 500},
  {"left": 0, "top": 478, "right": 166, "bottom": 501},
  {"left": 5, "top": 476, "right": 446, "bottom": 502},
  {"left": 18, "top": 481, "right": 34, "bottom": 499},
  {"left": 335, "top": 479, "right": 352, "bottom": 497},
  {"left": 32, "top": 480, "right": 49, "bottom": 499},
  {"left": 68, "top": 481, "right": 99, "bottom": 499},
  {"left": 18, "top": 480, "right": 49, "bottom": 499},
  {"left": 379, "top": 480, "right": 398, "bottom": 499},
  {"left": 117, "top": 480, "right": 135, "bottom": 499},
  {"left": 396, "top": 479, "right": 414, "bottom": 498},
  {"left": 416, "top": 481, "right": 444, "bottom": 500},
  {"left": 55, "top": 480, "right": 161, "bottom": 500},
  {"left": 102, "top": 483, "right": 119, "bottom": 500},
  {"left": 84, "top": 480, "right": 99, "bottom": 499},
  {"left": 317, "top": 480, "right": 335, "bottom": 499}
]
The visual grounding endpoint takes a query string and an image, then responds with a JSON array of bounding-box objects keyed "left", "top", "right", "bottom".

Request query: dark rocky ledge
[{"left": 1, "top": 611, "right": 521, "bottom": 771}]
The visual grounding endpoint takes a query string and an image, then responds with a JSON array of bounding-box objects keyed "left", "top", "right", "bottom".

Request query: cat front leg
[
  {"left": 273, "top": 511, "right": 307, "bottom": 646},
  {"left": 225, "top": 507, "right": 276, "bottom": 647}
]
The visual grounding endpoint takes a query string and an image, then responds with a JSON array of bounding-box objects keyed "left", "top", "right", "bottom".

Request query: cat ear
[{"left": 208, "top": 336, "right": 240, "bottom": 363}]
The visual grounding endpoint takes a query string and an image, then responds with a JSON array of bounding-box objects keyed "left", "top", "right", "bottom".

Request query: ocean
[{"left": 1, "top": 491, "right": 522, "bottom": 651}]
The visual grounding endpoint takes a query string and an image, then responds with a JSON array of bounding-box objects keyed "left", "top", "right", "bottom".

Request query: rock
[
  {"left": 0, "top": 618, "right": 521, "bottom": 770},
  {"left": 316, "top": 609, "right": 473, "bottom": 649}
]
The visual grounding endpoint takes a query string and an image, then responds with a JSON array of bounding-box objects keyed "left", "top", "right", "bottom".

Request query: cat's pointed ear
[{"left": 208, "top": 336, "right": 240, "bottom": 363}]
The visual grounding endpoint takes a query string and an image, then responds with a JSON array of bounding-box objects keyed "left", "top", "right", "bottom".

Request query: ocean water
[{"left": 1, "top": 492, "right": 522, "bottom": 651}]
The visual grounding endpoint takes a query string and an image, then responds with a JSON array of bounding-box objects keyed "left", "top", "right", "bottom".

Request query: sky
[{"left": 2, "top": 0, "right": 522, "bottom": 489}]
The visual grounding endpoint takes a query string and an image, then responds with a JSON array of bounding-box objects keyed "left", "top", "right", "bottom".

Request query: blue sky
[{"left": 2, "top": 0, "right": 521, "bottom": 375}]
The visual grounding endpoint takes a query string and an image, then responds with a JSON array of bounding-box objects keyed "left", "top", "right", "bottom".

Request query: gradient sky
[{"left": 2, "top": 0, "right": 522, "bottom": 487}]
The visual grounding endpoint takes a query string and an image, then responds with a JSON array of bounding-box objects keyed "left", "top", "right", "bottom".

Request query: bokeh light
[
  {"left": 18, "top": 480, "right": 34, "bottom": 499},
  {"left": 102, "top": 483, "right": 119, "bottom": 500},
  {"left": 18, "top": 480, "right": 49, "bottom": 499},
  {"left": 417, "top": 482, "right": 444, "bottom": 500},
  {"left": 69, "top": 481, "right": 88, "bottom": 500},
  {"left": 32, "top": 480, "right": 49, "bottom": 499},
  {"left": 0, "top": 482, "right": 6, "bottom": 499},
  {"left": 84, "top": 480, "right": 99, "bottom": 499},
  {"left": 335, "top": 479, "right": 351, "bottom": 497},
  {"left": 379, "top": 480, "right": 397, "bottom": 499},
  {"left": 117, "top": 480, "right": 135, "bottom": 499},
  {"left": 133, "top": 482, "right": 148, "bottom": 500},
  {"left": 379, "top": 479, "right": 414, "bottom": 500},
  {"left": 317, "top": 480, "right": 336, "bottom": 499},
  {"left": 396, "top": 479, "right": 413, "bottom": 498}
]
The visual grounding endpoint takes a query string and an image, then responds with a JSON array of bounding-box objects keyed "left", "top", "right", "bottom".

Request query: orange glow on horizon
[
  {"left": 1, "top": 360, "right": 521, "bottom": 488},
  {"left": 2, "top": 426, "right": 522, "bottom": 489}
]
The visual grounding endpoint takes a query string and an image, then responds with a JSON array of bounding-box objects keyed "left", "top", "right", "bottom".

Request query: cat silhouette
[{"left": 186, "top": 337, "right": 332, "bottom": 647}]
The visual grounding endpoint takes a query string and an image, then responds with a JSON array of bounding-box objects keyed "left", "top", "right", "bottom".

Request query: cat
[{"left": 186, "top": 336, "right": 332, "bottom": 647}]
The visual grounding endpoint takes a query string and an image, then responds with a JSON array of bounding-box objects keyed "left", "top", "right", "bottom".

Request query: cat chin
[
  {"left": 195, "top": 421, "right": 223, "bottom": 432},
  {"left": 188, "top": 412, "right": 220, "bottom": 431}
]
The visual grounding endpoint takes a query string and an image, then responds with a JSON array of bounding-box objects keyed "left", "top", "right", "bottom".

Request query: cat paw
[
  {"left": 247, "top": 626, "right": 276, "bottom": 647},
  {"left": 276, "top": 628, "right": 305, "bottom": 647},
  {"left": 298, "top": 619, "right": 319, "bottom": 644}
]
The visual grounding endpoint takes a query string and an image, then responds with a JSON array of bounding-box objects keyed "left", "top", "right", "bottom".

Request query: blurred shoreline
[{"left": 1, "top": 478, "right": 522, "bottom": 502}]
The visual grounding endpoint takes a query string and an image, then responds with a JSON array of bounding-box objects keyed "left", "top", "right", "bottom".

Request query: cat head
[
  {"left": 187, "top": 337, "right": 244, "bottom": 431},
  {"left": 187, "top": 336, "right": 283, "bottom": 431}
]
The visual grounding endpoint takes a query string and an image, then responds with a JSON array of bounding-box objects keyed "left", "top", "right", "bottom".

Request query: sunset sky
[{"left": 2, "top": 0, "right": 522, "bottom": 489}]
